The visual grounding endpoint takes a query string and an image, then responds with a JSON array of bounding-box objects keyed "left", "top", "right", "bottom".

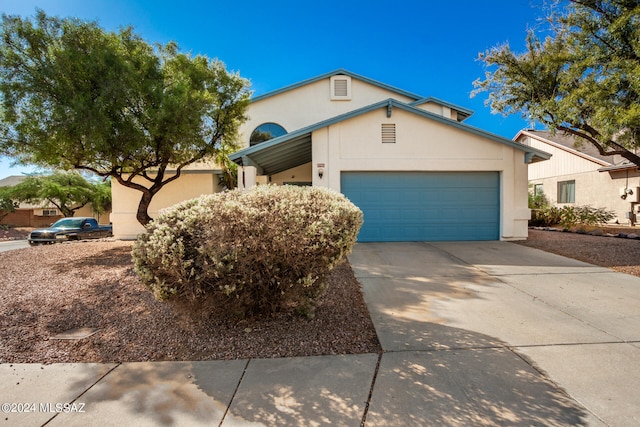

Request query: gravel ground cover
[
  {"left": 0, "top": 241, "right": 380, "bottom": 363},
  {"left": 515, "top": 228, "right": 640, "bottom": 277}
]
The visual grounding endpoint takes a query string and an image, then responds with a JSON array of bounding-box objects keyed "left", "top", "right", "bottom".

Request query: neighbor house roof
[
  {"left": 0, "top": 175, "right": 26, "bottom": 187},
  {"left": 516, "top": 129, "right": 616, "bottom": 166},
  {"left": 231, "top": 99, "right": 551, "bottom": 175},
  {"left": 515, "top": 129, "right": 640, "bottom": 172}
]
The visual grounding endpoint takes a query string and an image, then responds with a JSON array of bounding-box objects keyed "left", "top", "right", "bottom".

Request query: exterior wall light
[{"left": 318, "top": 167, "right": 325, "bottom": 179}]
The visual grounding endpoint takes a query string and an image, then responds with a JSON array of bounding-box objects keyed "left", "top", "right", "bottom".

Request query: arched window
[{"left": 250, "top": 123, "right": 287, "bottom": 146}]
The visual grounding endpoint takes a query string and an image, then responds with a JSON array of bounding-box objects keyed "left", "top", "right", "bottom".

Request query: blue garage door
[{"left": 341, "top": 172, "right": 500, "bottom": 242}]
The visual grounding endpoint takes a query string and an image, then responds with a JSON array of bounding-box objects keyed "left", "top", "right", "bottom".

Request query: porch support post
[
  {"left": 241, "top": 156, "right": 264, "bottom": 175},
  {"left": 237, "top": 166, "right": 257, "bottom": 190}
]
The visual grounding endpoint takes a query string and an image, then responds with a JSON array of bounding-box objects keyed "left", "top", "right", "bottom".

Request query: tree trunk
[{"left": 136, "top": 189, "right": 154, "bottom": 226}]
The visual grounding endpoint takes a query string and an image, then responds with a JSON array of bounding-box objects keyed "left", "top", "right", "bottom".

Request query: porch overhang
[{"left": 229, "top": 132, "right": 312, "bottom": 176}]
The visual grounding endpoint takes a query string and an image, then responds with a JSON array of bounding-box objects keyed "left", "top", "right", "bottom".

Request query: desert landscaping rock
[{"left": 0, "top": 241, "right": 380, "bottom": 363}]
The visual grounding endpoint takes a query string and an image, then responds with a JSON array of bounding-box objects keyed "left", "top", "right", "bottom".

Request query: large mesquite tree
[
  {"left": 0, "top": 11, "right": 251, "bottom": 225},
  {"left": 7, "top": 172, "right": 111, "bottom": 217},
  {"left": 473, "top": 0, "right": 640, "bottom": 165}
]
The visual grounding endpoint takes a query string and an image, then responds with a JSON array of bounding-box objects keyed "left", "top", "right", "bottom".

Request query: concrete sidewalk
[{"left": 2, "top": 241, "right": 639, "bottom": 426}]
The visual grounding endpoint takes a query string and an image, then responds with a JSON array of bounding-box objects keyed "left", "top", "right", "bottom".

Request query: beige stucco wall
[
  {"left": 239, "top": 77, "right": 416, "bottom": 148},
  {"left": 269, "top": 163, "right": 313, "bottom": 185},
  {"left": 110, "top": 172, "right": 221, "bottom": 239},
  {"left": 74, "top": 205, "right": 112, "bottom": 224},
  {"left": 311, "top": 107, "right": 531, "bottom": 240},
  {"left": 530, "top": 169, "right": 640, "bottom": 225}
]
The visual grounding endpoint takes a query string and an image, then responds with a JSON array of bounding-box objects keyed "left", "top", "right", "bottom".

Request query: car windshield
[{"left": 50, "top": 218, "right": 85, "bottom": 229}]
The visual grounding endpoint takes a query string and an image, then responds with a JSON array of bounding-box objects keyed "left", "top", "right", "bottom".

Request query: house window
[
  {"left": 330, "top": 75, "right": 352, "bottom": 100},
  {"left": 41, "top": 209, "right": 58, "bottom": 216},
  {"left": 250, "top": 123, "right": 287, "bottom": 146},
  {"left": 534, "top": 184, "right": 543, "bottom": 196},
  {"left": 381, "top": 124, "right": 396, "bottom": 143},
  {"left": 557, "top": 180, "right": 575, "bottom": 203}
]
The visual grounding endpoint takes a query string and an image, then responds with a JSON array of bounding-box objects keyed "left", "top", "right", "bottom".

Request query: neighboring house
[
  {"left": 515, "top": 129, "right": 640, "bottom": 226},
  {"left": 0, "top": 175, "right": 110, "bottom": 227},
  {"left": 111, "top": 69, "right": 550, "bottom": 241}
]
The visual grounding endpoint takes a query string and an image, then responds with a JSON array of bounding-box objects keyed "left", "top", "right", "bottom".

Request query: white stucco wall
[
  {"left": 239, "top": 77, "right": 416, "bottom": 148},
  {"left": 311, "top": 107, "right": 531, "bottom": 240}
]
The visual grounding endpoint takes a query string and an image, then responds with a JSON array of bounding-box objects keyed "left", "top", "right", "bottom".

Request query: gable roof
[
  {"left": 231, "top": 99, "right": 551, "bottom": 175},
  {"left": 251, "top": 69, "right": 424, "bottom": 103},
  {"left": 516, "top": 129, "right": 616, "bottom": 167}
]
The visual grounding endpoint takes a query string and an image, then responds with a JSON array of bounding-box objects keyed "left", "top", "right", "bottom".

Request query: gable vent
[
  {"left": 381, "top": 123, "right": 396, "bottom": 143},
  {"left": 330, "top": 75, "right": 352, "bottom": 100},
  {"left": 334, "top": 79, "right": 348, "bottom": 97}
]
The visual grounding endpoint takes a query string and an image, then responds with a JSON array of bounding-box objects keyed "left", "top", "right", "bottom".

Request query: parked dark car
[{"left": 28, "top": 217, "right": 113, "bottom": 246}]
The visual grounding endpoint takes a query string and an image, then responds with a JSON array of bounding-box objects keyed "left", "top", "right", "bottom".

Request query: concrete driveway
[{"left": 349, "top": 241, "right": 640, "bottom": 426}]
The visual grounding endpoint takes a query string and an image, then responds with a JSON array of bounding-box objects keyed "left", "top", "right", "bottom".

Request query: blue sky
[{"left": 0, "top": 0, "right": 553, "bottom": 179}]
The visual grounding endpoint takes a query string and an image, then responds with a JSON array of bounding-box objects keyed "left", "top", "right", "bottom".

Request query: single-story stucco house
[
  {"left": 0, "top": 175, "right": 110, "bottom": 227},
  {"left": 110, "top": 69, "right": 550, "bottom": 241},
  {"left": 515, "top": 129, "right": 640, "bottom": 226}
]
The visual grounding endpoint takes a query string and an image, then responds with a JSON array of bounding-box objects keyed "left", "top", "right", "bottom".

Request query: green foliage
[
  {"left": 132, "top": 185, "right": 363, "bottom": 318},
  {"left": 531, "top": 205, "right": 615, "bottom": 228},
  {"left": 473, "top": 0, "right": 640, "bottom": 165},
  {"left": 91, "top": 180, "right": 112, "bottom": 216},
  {"left": 6, "top": 171, "right": 110, "bottom": 217},
  {"left": 528, "top": 190, "right": 549, "bottom": 210},
  {"left": 0, "top": 10, "right": 251, "bottom": 225},
  {"left": 0, "top": 186, "right": 18, "bottom": 222}
]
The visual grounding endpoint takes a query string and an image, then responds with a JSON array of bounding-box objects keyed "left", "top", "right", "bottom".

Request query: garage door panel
[{"left": 341, "top": 172, "right": 499, "bottom": 242}]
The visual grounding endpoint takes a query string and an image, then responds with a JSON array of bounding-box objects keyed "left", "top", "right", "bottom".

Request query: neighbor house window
[
  {"left": 42, "top": 209, "right": 58, "bottom": 216},
  {"left": 534, "top": 184, "right": 543, "bottom": 196},
  {"left": 250, "top": 123, "right": 287, "bottom": 146},
  {"left": 557, "top": 180, "right": 575, "bottom": 203}
]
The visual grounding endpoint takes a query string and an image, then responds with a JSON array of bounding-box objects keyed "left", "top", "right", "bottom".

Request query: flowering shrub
[{"left": 132, "top": 185, "right": 363, "bottom": 318}]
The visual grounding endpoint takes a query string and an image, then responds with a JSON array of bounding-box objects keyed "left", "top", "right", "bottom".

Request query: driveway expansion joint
[{"left": 218, "top": 359, "right": 250, "bottom": 427}]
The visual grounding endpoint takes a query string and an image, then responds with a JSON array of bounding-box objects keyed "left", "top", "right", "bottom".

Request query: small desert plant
[
  {"left": 531, "top": 204, "right": 614, "bottom": 228},
  {"left": 132, "top": 185, "right": 363, "bottom": 318},
  {"left": 557, "top": 205, "right": 615, "bottom": 228}
]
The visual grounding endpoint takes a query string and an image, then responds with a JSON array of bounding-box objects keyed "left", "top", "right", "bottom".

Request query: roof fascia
[
  {"left": 250, "top": 69, "right": 423, "bottom": 103},
  {"left": 598, "top": 164, "right": 639, "bottom": 172}
]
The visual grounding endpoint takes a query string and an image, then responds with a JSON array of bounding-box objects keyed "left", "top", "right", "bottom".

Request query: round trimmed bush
[{"left": 132, "top": 185, "right": 363, "bottom": 318}]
